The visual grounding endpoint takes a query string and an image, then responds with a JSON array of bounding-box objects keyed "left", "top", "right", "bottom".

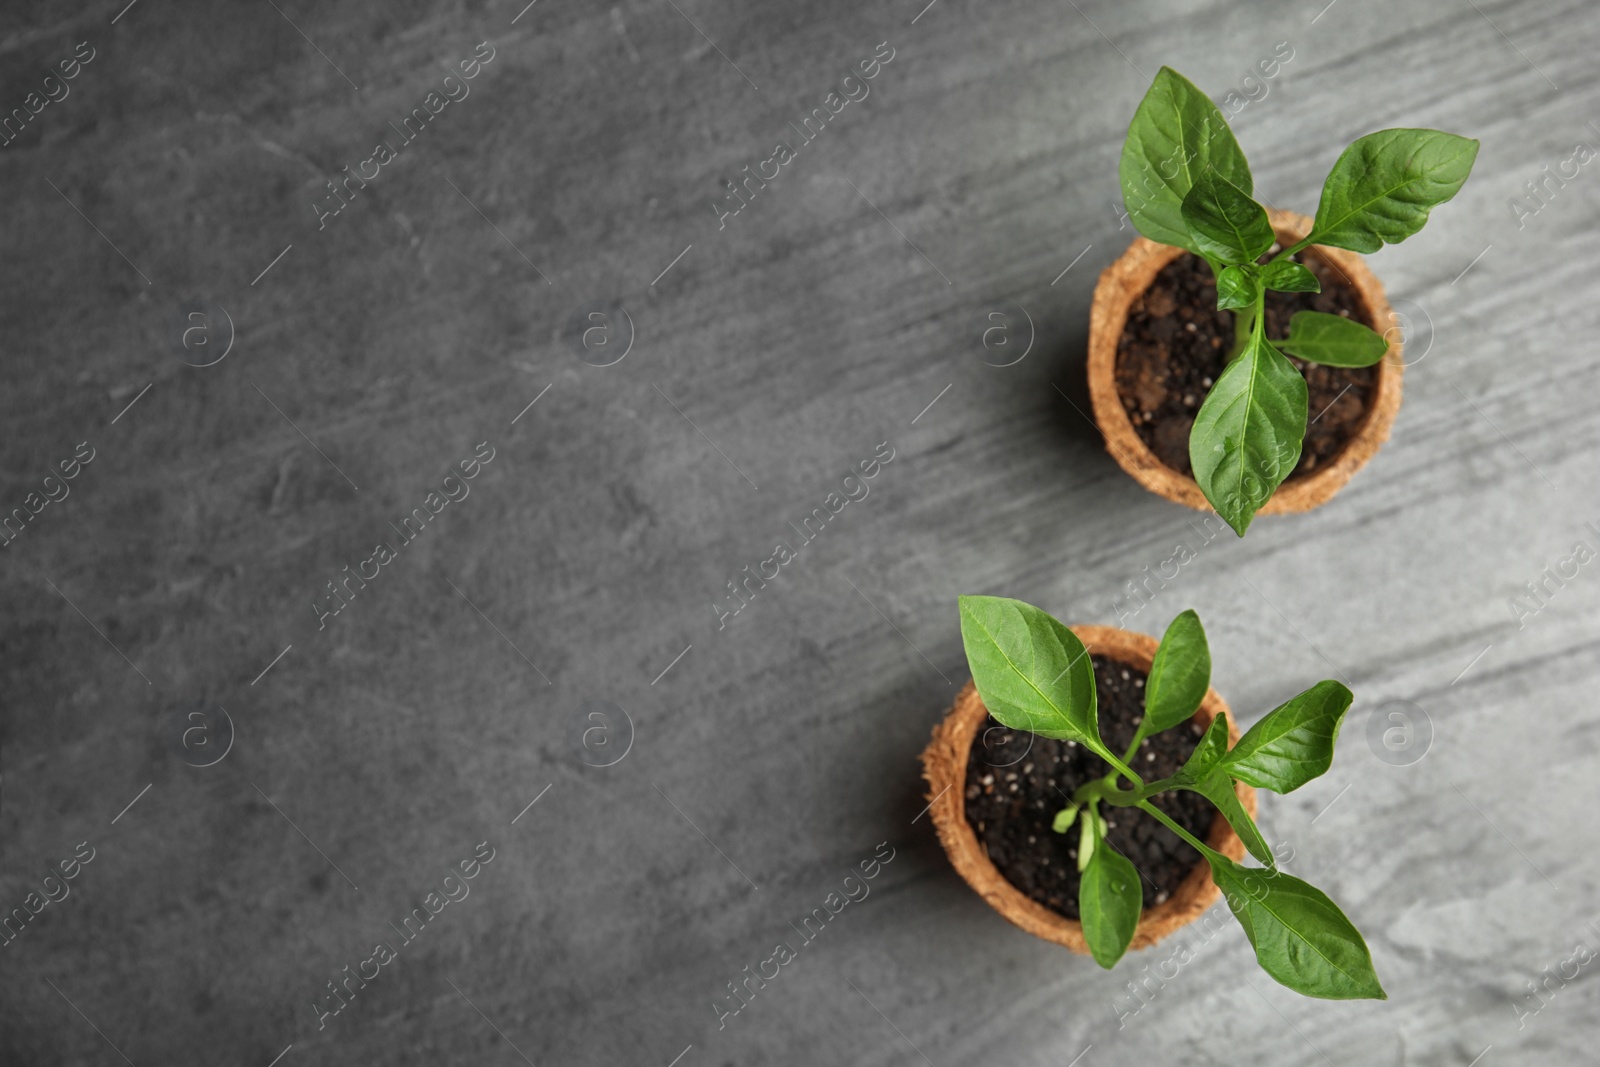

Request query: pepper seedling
[
  {"left": 1119, "top": 67, "right": 1478, "bottom": 535},
  {"left": 958, "top": 595, "right": 1384, "bottom": 1000}
]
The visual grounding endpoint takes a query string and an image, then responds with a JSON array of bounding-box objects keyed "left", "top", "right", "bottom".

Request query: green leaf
[
  {"left": 1216, "top": 264, "right": 1261, "bottom": 311},
  {"left": 1137, "top": 610, "right": 1211, "bottom": 744},
  {"left": 1180, "top": 169, "right": 1275, "bottom": 265},
  {"left": 1079, "top": 838, "right": 1143, "bottom": 969},
  {"left": 1052, "top": 805, "right": 1079, "bottom": 834},
  {"left": 1208, "top": 854, "right": 1386, "bottom": 999},
  {"left": 1309, "top": 128, "right": 1479, "bottom": 253},
  {"left": 1120, "top": 67, "right": 1253, "bottom": 255},
  {"left": 1188, "top": 769, "right": 1274, "bottom": 867},
  {"left": 1189, "top": 332, "right": 1307, "bottom": 537},
  {"left": 1278, "top": 311, "right": 1389, "bottom": 367},
  {"left": 1175, "top": 712, "right": 1231, "bottom": 783},
  {"left": 1220, "top": 680, "right": 1352, "bottom": 793},
  {"left": 1259, "top": 260, "right": 1320, "bottom": 294},
  {"left": 957, "top": 596, "right": 1104, "bottom": 751}
]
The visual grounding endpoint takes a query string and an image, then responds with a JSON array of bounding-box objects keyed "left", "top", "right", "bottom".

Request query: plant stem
[
  {"left": 1233, "top": 234, "right": 1315, "bottom": 361},
  {"left": 1119, "top": 728, "right": 1144, "bottom": 765},
  {"left": 1072, "top": 772, "right": 1182, "bottom": 808},
  {"left": 1227, "top": 293, "right": 1262, "bottom": 361},
  {"left": 1071, "top": 776, "right": 1105, "bottom": 807},
  {"left": 1103, "top": 751, "right": 1144, "bottom": 790},
  {"left": 1136, "top": 799, "right": 1217, "bottom": 860},
  {"left": 1271, "top": 236, "right": 1314, "bottom": 264}
]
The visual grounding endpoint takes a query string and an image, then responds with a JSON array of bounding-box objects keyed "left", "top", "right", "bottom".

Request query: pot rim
[
  {"left": 1085, "top": 208, "right": 1403, "bottom": 515},
  {"left": 919, "top": 624, "right": 1255, "bottom": 955}
]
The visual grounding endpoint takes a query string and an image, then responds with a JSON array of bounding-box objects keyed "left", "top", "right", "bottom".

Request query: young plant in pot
[
  {"left": 1087, "top": 66, "right": 1478, "bottom": 535},
  {"left": 921, "top": 596, "right": 1383, "bottom": 999}
]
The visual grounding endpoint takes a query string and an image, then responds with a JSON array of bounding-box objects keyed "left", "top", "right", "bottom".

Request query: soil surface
[
  {"left": 1115, "top": 249, "right": 1379, "bottom": 480},
  {"left": 963, "top": 655, "right": 1216, "bottom": 919}
]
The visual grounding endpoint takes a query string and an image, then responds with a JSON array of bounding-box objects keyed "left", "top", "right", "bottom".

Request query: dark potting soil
[
  {"left": 963, "top": 655, "right": 1215, "bottom": 919},
  {"left": 1114, "top": 249, "right": 1379, "bottom": 480}
]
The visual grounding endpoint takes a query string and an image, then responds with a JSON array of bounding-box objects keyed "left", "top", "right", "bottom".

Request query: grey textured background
[{"left": 3, "top": 0, "right": 1598, "bottom": 1064}]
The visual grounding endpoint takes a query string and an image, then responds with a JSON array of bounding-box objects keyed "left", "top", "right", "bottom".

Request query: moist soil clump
[
  {"left": 963, "top": 655, "right": 1214, "bottom": 919},
  {"left": 1115, "top": 250, "right": 1378, "bottom": 480}
]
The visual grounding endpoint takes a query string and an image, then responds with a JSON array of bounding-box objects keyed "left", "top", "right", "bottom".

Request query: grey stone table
[{"left": 3, "top": 0, "right": 1597, "bottom": 1064}]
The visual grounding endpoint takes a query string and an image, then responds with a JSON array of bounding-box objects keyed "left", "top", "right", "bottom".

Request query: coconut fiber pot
[
  {"left": 920, "top": 625, "right": 1255, "bottom": 954},
  {"left": 1086, "top": 209, "right": 1402, "bottom": 515}
]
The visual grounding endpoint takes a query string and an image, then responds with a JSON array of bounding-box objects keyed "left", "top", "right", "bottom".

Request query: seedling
[
  {"left": 1119, "top": 67, "right": 1478, "bottom": 535},
  {"left": 958, "top": 595, "right": 1383, "bottom": 1000}
]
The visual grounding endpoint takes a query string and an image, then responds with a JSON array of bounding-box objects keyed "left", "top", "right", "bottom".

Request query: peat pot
[
  {"left": 920, "top": 624, "right": 1256, "bottom": 954},
  {"left": 1086, "top": 209, "right": 1402, "bottom": 515}
]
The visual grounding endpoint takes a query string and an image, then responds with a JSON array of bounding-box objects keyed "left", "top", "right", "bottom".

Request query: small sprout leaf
[
  {"left": 1077, "top": 807, "right": 1099, "bottom": 872},
  {"left": 1175, "top": 712, "right": 1231, "bottom": 784},
  {"left": 1259, "top": 259, "right": 1321, "bottom": 294},
  {"left": 1278, "top": 311, "right": 1390, "bottom": 367},
  {"left": 1216, "top": 264, "right": 1262, "bottom": 310},
  {"left": 1181, "top": 169, "right": 1276, "bottom": 265}
]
